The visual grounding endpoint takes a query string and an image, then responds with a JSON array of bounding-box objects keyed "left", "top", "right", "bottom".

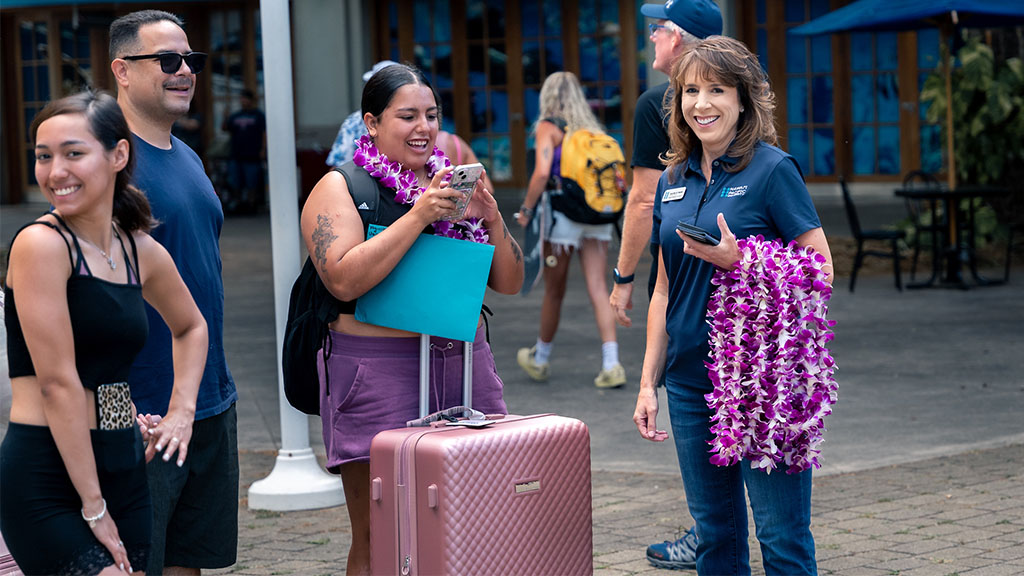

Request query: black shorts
[
  {"left": 0, "top": 422, "right": 151, "bottom": 575},
  {"left": 146, "top": 403, "right": 239, "bottom": 572}
]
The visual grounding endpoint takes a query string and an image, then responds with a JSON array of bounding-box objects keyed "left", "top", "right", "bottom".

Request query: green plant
[{"left": 920, "top": 36, "right": 1024, "bottom": 187}]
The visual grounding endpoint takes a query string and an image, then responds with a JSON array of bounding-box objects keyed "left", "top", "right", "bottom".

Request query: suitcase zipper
[{"left": 398, "top": 431, "right": 421, "bottom": 575}]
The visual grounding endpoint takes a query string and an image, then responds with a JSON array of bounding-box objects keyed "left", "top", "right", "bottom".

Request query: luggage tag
[{"left": 445, "top": 418, "right": 494, "bottom": 428}]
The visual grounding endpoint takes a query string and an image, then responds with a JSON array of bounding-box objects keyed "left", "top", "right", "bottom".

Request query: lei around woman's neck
[{"left": 353, "top": 134, "right": 488, "bottom": 244}]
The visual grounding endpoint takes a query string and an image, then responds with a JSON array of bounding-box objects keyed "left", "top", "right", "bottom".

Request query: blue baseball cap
[{"left": 641, "top": 0, "right": 723, "bottom": 39}]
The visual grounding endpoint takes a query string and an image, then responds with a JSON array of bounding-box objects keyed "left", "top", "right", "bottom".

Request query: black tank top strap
[
  {"left": 119, "top": 227, "right": 142, "bottom": 285},
  {"left": 47, "top": 212, "right": 92, "bottom": 277},
  {"left": 11, "top": 220, "right": 75, "bottom": 270}
]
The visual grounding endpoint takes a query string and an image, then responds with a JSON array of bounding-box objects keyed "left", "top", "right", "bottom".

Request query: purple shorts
[{"left": 317, "top": 325, "right": 507, "bottom": 471}]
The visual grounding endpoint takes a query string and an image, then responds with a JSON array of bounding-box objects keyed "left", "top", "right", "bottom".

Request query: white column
[{"left": 248, "top": 0, "right": 344, "bottom": 511}]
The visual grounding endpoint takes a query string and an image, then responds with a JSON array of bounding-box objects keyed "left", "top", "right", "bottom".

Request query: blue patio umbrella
[{"left": 790, "top": 0, "right": 1024, "bottom": 190}]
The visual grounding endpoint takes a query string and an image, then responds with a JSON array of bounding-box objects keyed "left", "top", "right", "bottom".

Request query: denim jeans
[{"left": 667, "top": 379, "right": 817, "bottom": 576}]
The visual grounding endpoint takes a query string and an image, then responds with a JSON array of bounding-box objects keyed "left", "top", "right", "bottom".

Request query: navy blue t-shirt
[
  {"left": 128, "top": 134, "right": 237, "bottom": 420},
  {"left": 652, "top": 142, "right": 822, "bottom": 388}
]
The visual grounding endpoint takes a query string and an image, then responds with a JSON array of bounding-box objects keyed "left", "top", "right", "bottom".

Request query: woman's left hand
[
  {"left": 679, "top": 213, "right": 742, "bottom": 270},
  {"left": 463, "top": 177, "right": 500, "bottom": 224},
  {"left": 138, "top": 410, "right": 194, "bottom": 467}
]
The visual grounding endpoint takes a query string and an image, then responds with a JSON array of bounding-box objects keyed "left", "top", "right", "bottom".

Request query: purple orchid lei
[
  {"left": 704, "top": 235, "right": 837, "bottom": 474},
  {"left": 352, "top": 134, "right": 489, "bottom": 244}
]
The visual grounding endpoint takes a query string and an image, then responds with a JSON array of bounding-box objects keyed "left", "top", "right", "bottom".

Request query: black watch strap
[{"left": 613, "top": 268, "right": 635, "bottom": 284}]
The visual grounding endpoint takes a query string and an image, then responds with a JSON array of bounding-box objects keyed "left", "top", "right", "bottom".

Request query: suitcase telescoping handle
[{"left": 418, "top": 333, "right": 473, "bottom": 418}]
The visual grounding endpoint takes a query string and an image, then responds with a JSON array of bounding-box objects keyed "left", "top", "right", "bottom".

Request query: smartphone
[
  {"left": 442, "top": 162, "right": 485, "bottom": 221},
  {"left": 676, "top": 221, "right": 720, "bottom": 246}
]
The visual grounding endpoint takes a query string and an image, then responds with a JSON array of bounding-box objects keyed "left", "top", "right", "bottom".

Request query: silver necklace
[{"left": 78, "top": 224, "right": 119, "bottom": 271}]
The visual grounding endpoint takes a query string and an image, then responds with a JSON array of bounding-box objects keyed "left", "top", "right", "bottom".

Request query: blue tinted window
[
  {"left": 467, "top": 0, "right": 485, "bottom": 40},
  {"left": 441, "top": 92, "right": 456, "bottom": 133},
  {"left": 415, "top": 44, "right": 432, "bottom": 79},
  {"left": 38, "top": 65, "right": 49, "bottom": 100},
  {"left": 878, "top": 126, "right": 900, "bottom": 174},
  {"left": 491, "top": 43, "right": 508, "bottom": 85},
  {"left": 544, "top": 0, "right": 561, "bottom": 35},
  {"left": 852, "top": 126, "right": 876, "bottom": 174},
  {"left": 435, "top": 0, "right": 451, "bottom": 41},
  {"left": 877, "top": 73, "right": 899, "bottom": 123},
  {"left": 21, "top": 23, "right": 33, "bottom": 59},
  {"left": 580, "top": 37, "right": 598, "bottom": 82},
  {"left": 788, "top": 77, "right": 808, "bottom": 123},
  {"left": 920, "top": 124, "right": 942, "bottom": 173},
  {"left": 470, "top": 136, "right": 488, "bottom": 162},
  {"left": 813, "top": 128, "right": 835, "bottom": 175},
  {"left": 469, "top": 46, "right": 486, "bottom": 87},
  {"left": 604, "top": 85, "right": 622, "bottom": 132},
  {"left": 414, "top": 0, "right": 431, "bottom": 43},
  {"left": 471, "top": 91, "right": 488, "bottom": 132},
  {"left": 23, "top": 67, "right": 35, "bottom": 101},
  {"left": 546, "top": 39, "right": 563, "bottom": 71},
  {"left": 600, "top": 0, "right": 617, "bottom": 29},
  {"left": 811, "top": 75, "right": 833, "bottom": 124},
  {"left": 61, "top": 22, "right": 73, "bottom": 56},
  {"left": 25, "top": 108, "right": 36, "bottom": 140},
  {"left": 578, "top": 0, "right": 597, "bottom": 35},
  {"left": 851, "top": 74, "right": 874, "bottom": 123},
  {"left": 876, "top": 32, "right": 898, "bottom": 70},
  {"left": 787, "top": 37, "right": 806, "bottom": 74},
  {"left": 785, "top": 0, "right": 804, "bottom": 22},
  {"left": 522, "top": 0, "right": 539, "bottom": 36},
  {"left": 918, "top": 72, "right": 933, "bottom": 121},
  {"left": 756, "top": 0, "right": 766, "bottom": 23},
  {"left": 27, "top": 149, "right": 38, "bottom": 185},
  {"left": 918, "top": 28, "right": 940, "bottom": 69},
  {"left": 850, "top": 32, "right": 873, "bottom": 71},
  {"left": 757, "top": 29, "right": 768, "bottom": 71},
  {"left": 492, "top": 136, "right": 512, "bottom": 180},
  {"left": 435, "top": 44, "right": 453, "bottom": 89},
  {"left": 788, "top": 129, "right": 810, "bottom": 174},
  {"left": 491, "top": 90, "right": 509, "bottom": 132},
  {"left": 487, "top": 0, "right": 505, "bottom": 37},
  {"left": 811, "top": 36, "right": 832, "bottom": 73},
  {"left": 525, "top": 88, "right": 540, "bottom": 126},
  {"left": 601, "top": 36, "right": 620, "bottom": 83},
  {"left": 523, "top": 41, "right": 541, "bottom": 84}
]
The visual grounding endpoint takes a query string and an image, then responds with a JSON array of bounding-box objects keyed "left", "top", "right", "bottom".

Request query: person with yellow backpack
[{"left": 514, "top": 71, "right": 627, "bottom": 389}]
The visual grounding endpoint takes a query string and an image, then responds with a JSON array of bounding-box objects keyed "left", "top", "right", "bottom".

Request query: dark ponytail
[{"left": 30, "top": 90, "right": 158, "bottom": 233}]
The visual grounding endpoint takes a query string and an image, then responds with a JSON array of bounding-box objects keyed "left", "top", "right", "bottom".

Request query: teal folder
[{"left": 355, "top": 232, "right": 495, "bottom": 341}]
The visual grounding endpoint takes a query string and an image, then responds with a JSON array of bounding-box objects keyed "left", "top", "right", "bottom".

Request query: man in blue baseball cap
[{"left": 609, "top": 0, "right": 721, "bottom": 571}]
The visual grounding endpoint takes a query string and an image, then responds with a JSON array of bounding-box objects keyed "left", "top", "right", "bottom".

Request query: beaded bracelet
[{"left": 82, "top": 498, "right": 107, "bottom": 528}]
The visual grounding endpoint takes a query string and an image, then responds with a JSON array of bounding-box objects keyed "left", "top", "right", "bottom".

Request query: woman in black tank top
[{"left": 1, "top": 91, "right": 209, "bottom": 575}]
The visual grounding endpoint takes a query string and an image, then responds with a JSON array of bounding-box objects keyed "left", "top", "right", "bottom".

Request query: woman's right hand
[
  {"left": 409, "top": 167, "right": 460, "bottom": 224},
  {"left": 634, "top": 387, "right": 668, "bottom": 442},
  {"left": 87, "top": 505, "right": 133, "bottom": 573}
]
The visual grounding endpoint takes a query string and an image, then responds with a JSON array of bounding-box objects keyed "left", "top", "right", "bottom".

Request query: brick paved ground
[{"left": 210, "top": 443, "right": 1024, "bottom": 576}]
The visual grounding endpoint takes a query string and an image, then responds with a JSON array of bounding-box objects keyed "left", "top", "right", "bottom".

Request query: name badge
[{"left": 662, "top": 186, "right": 686, "bottom": 202}]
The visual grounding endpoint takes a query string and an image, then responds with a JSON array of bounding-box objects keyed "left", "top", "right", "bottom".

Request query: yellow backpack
[{"left": 551, "top": 126, "right": 627, "bottom": 224}]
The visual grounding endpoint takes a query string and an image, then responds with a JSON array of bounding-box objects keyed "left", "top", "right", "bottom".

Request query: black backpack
[{"left": 282, "top": 163, "right": 380, "bottom": 415}]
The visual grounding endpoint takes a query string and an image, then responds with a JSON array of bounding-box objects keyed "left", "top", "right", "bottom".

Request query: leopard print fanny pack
[{"left": 95, "top": 382, "right": 133, "bottom": 430}]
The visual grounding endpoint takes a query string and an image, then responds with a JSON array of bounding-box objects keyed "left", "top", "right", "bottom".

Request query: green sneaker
[
  {"left": 516, "top": 346, "right": 550, "bottom": 382},
  {"left": 594, "top": 363, "right": 626, "bottom": 388}
]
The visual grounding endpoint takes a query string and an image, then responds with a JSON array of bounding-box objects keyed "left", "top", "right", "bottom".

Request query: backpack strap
[
  {"left": 543, "top": 117, "right": 568, "bottom": 132},
  {"left": 334, "top": 161, "right": 381, "bottom": 235}
]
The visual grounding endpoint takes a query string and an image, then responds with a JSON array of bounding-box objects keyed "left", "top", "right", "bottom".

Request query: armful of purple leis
[{"left": 704, "top": 235, "right": 837, "bottom": 475}]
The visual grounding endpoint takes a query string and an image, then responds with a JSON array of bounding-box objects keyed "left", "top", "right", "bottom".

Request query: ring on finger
[
  {"left": 171, "top": 437, "right": 180, "bottom": 443},
  {"left": 118, "top": 540, "right": 124, "bottom": 548}
]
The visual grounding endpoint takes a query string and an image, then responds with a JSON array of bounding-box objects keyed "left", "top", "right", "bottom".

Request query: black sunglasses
[{"left": 123, "top": 52, "right": 208, "bottom": 74}]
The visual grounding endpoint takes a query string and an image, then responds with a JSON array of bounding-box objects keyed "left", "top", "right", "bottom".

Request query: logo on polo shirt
[{"left": 721, "top": 185, "right": 748, "bottom": 198}]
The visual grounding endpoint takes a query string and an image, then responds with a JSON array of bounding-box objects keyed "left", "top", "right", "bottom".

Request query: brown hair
[
  {"left": 30, "top": 90, "right": 157, "bottom": 232},
  {"left": 664, "top": 36, "right": 776, "bottom": 178}
]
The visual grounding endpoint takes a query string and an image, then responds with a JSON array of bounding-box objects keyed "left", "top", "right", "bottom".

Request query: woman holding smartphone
[
  {"left": 634, "top": 37, "right": 833, "bottom": 575},
  {"left": 1, "top": 90, "right": 207, "bottom": 575},
  {"left": 300, "top": 63, "right": 523, "bottom": 575}
]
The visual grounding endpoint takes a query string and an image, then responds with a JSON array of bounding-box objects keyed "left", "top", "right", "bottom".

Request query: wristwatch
[{"left": 613, "top": 268, "right": 635, "bottom": 285}]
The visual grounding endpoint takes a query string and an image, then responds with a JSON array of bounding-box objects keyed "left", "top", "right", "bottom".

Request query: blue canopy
[{"left": 790, "top": 0, "right": 1024, "bottom": 36}]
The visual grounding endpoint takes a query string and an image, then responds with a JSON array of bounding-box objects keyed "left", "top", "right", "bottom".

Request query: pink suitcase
[{"left": 369, "top": 336, "right": 592, "bottom": 575}]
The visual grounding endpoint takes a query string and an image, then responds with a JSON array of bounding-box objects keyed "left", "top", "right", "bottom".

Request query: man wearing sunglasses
[
  {"left": 609, "top": 0, "right": 722, "bottom": 571},
  {"left": 110, "top": 10, "right": 238, "bottom": 576}
]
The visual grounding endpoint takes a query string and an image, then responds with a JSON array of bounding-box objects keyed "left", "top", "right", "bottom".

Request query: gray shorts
[{"left": 146, "top": 403, "right": 239, "bottom": 572}]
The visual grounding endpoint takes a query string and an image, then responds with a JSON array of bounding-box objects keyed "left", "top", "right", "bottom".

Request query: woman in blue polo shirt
[{"left": 633, "top": 36, "right": 833, "bottom": 575}]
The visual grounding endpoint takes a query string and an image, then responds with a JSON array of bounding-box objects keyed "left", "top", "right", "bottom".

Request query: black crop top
[{"left": 4, "top": 214, "right": 149, "bottom": 390}]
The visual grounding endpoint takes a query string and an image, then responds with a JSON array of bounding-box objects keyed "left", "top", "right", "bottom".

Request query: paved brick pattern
[{"left": 210, "top": 443, "right": 1023, "bottom": 575}]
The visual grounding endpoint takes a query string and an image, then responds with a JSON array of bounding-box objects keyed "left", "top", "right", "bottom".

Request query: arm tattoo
[
  {"left": 501, "top": 220, "right": 523, "bottom": 264},
  {"left": 542, "top": 147, "right": 551, "bottom": 161},
  {"left": 311, "top": 213, "right": 339, "bottom": 273}
]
